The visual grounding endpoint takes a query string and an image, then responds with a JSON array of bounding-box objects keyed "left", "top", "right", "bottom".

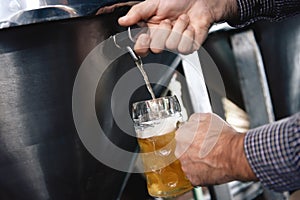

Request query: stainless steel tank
[{"left": 0, "top": 1, "right": 164, "bottom": 199}]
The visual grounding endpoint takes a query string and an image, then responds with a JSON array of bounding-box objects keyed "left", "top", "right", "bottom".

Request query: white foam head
[
  {"left": 135, "top": 115, "right": 180, "bottom": 138},
  {"left": 132, "top": 96, "right": 182, "bottom": 138}
]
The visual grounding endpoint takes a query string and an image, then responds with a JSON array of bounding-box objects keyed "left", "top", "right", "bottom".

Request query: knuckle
[
  {"left": 179, "top": 14, "right": 189, "bottom": 22},
  {"left": 189, "top": 113, "right": 201, "bottom": 121},
  {"left": 150, "top": 47, "right": 163, "bottom": 54},
  {"left": 178, "top": 46, "right": 191, "bottom": 55}
]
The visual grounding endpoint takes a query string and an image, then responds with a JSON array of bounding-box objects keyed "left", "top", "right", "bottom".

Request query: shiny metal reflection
[{"left": 0, "top": 0, "right": 131, "bottom": 28}]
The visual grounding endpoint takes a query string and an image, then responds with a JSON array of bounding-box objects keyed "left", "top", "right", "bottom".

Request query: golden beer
[
  {"left": 132, "top": 96, "right": 193, "bottom": 198},
  {"left": 138, "top": 130, "right": 193, "bottom": 197}
]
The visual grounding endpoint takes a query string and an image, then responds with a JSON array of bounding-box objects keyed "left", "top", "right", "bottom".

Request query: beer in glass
[{"left": 132, "top": 96, "right": 193, "bottom": 198}]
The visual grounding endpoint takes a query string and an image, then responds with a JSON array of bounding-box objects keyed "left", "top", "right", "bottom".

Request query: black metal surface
[
  {"left": 202, "top": 31, "right": 245, "bottom": 110},
  {"left": 0, "top": 5, "right": 141, "bottom": 200},
  {"left": 0, "top": 0, "right": 132, "bottom": 28},
  {"left": 252, "top": 15, "right": 300, "bottom": 119}
]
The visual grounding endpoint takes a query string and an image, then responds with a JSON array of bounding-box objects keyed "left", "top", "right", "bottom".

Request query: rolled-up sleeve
[{"left": 244, "top": 112, "right": 300, "bottom": 192}]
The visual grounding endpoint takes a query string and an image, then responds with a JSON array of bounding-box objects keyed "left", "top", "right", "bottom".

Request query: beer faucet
[{"left": 112, "top": 26, "right": 144, "bottom": 64}]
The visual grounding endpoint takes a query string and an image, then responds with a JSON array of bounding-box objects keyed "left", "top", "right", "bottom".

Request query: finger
[
  {"left": 178, "top": 25, "right": 195, "bottom": 54},
  {"left": 176, "top": 121, "right": 198, "bottom": 143},
  {"left": 150, "top": 19, "right": 172, "bottom": 53},
  {"left": 118, "top": 0, "right": 158, "bottom": 26},
  {"left": 134, "top": 33, "right": 151, "bottom": 57},
  {"left": 189, "top": 113, "right": 210, "bottom": 122},
  {"left": 179, "top": 160, "right": 200, "bottom": 185},
  {"left": 191, "top": 20, "right": 211, "bottom": 50},
  {"left": 165, "top": 14, "right": 189, "bottom": 51},
  {"left": 175, "top": 143, "right": 187, "bottom": 159},
  {"left": 199, "top": 114, "right": 224, "bottom": 158},
  {"left": 175, "top": 121, "right": 199, "bottom": 158}
]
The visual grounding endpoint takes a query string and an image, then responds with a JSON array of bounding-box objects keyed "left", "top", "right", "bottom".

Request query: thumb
[{"left": 118, "top": 0, "right": 158, "bottom": 26}]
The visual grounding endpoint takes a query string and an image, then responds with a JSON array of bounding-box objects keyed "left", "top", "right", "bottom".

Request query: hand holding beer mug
[{"left": 132, "top": 96, "right": 193, "bottom": 198}]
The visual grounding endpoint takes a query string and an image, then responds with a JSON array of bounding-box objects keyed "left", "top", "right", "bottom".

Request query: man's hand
[
  {"left": 118, "top": 0, "right": 238, "bottom": 55},
  {"left": 175, "top": 113, "right": 258, "bottom": 186}
]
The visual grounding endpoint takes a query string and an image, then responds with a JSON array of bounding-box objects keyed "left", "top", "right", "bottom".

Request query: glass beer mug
[{"left": 132, "top": 96, "right": 193, "bottom": 198}]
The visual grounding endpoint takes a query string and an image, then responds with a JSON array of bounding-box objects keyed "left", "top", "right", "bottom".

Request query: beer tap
[{"left": 112, "top": 26, "right": 144, "bottom": 64}]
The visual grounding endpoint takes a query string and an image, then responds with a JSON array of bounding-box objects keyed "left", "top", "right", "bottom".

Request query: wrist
[
  {"left": 229, "top": 133, "right": 258, "bottom": 182},
  {"left": 211, "top": 0, "right": 239, "bottom": 22},
  {"left": 225, "top": 0, "right": 239, "bottom": 21}
]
